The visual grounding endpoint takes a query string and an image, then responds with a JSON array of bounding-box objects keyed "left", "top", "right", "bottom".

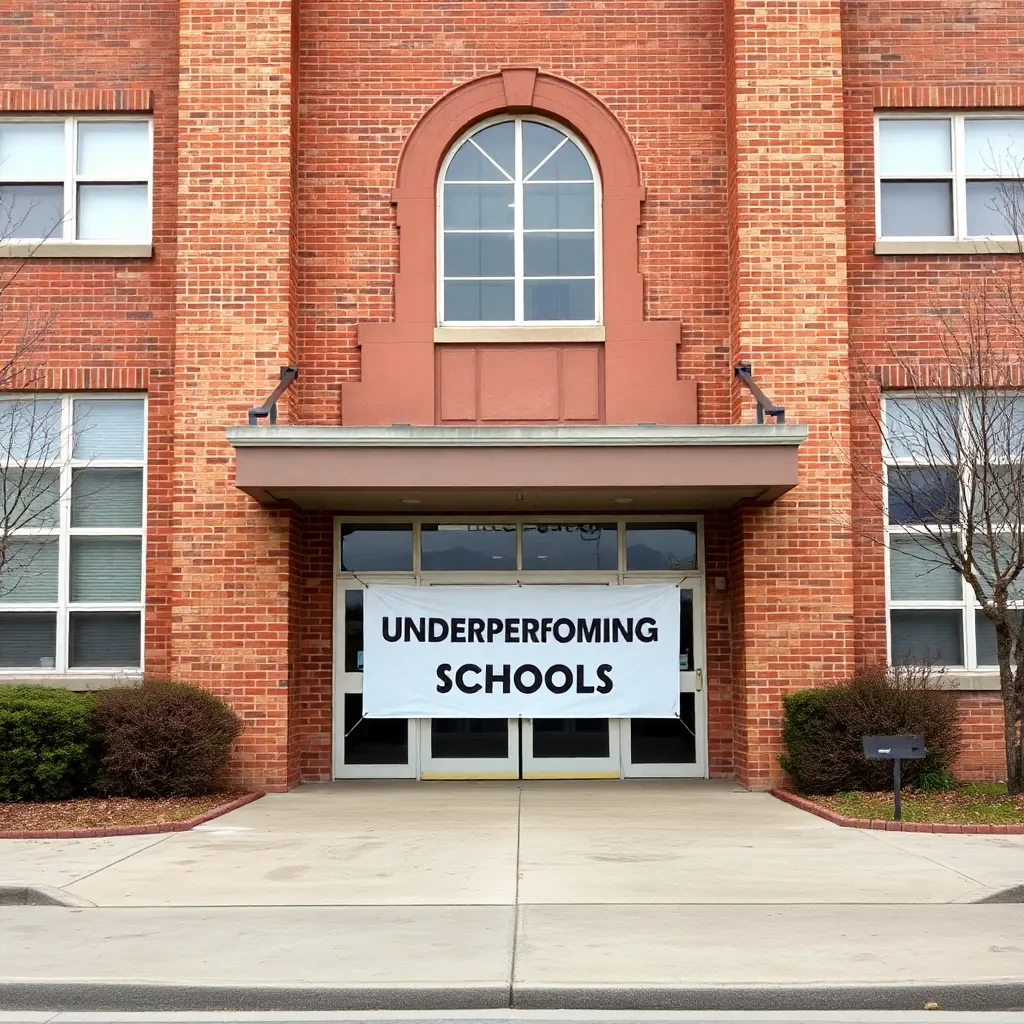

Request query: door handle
[{"left": 696, "top": 668, "right": 703, "bottom": 692}]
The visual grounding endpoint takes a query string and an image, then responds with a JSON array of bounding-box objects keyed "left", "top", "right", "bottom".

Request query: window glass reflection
[
  {"left": 522, "top": 523, "right": 617, "bottom": 570},
  {"left": 340, "top": 525, "right": 413, "bottom": 571},
  {"left": 625, "top": 523, "right": 698, "bottom": 570},
  {"left": 344, "top": 590, "right": 364, "bottom": 672},
  {"left": 421, "top": 525, "right": 516, "bottom": 570}
]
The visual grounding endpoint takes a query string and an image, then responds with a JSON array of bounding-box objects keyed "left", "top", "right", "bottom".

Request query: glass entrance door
[{"left": 623, "top": 583, "right": 707, "bottom": 778}]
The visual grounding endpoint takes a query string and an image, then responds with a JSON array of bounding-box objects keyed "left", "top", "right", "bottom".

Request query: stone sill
[
  {"left": 0, "top": 242, "right": 153, "bottom": 259},
  {"left": 939, "top": 672, "right": 1003, "bottom": 691},
  {"left": 434, "top": 325, "right": 606, "bottom": 343},
  {"left": 874, "top": 239, "right": 1024, "bottom": 256},
  {"left": 0, "top": 674, "right": 142, "bottom": 691}
]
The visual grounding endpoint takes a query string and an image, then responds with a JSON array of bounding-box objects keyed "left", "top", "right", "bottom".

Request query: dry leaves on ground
[{"left": 0, "top": 791, "right": 250, "bottom": 831}]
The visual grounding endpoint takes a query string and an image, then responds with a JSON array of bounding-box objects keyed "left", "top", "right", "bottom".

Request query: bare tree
[
  {"left": 850, "top": 170, "right": 1024, "bottom": 794},
  {"left": 0, "top": 202, "right": 61, "bottom": 600}
]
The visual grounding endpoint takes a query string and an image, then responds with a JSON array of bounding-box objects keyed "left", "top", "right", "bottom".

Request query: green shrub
[
  {"left": 780, "top": 664, "right": 962, "bottom": 795},
  {"left": 918, "top": 769, "right": 958, "bottom": 793},
  {"left": 91, "top": 680, "right": 242, "bottom": 797},
  {"left": 0, "top": 687, "right": 97, "bottom": 802}
]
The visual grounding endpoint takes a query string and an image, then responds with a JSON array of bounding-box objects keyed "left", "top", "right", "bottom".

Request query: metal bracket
[
  {"left": 734, "top": 363, "right": 785, "bottom": 424},
  {"left": 247, "top": 366, "right": 299, "bottom": 426}
]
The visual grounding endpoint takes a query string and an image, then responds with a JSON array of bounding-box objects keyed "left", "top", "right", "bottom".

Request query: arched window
[{"left": 438, "top": 116, "right": 601, "bottom": 326}]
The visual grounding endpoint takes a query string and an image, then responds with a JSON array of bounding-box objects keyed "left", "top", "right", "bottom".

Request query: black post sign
[{"left": 862, "top": 735, "right": 926, "bottom": 821}]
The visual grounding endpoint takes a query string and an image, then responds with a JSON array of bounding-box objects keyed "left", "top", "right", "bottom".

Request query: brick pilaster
[
  {"left": 172, "top": 1, "right": 299, "bottom": 789},
  {"left": 726, "top": 0, "right": 854, "bottom": 788}
]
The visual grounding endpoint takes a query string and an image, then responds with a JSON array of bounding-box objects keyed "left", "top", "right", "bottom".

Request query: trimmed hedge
[
  {"left": 0, "top": 687, "right": 97, "bottom": 802},
  {"left": 0, "top": 680, "right": 243, "bottom": 803},
  {"left": 92, "top": 680, "right": 242, "bottom": 798},
  {"left": 780, "top": 664, "right": 962, "bottom": 795}
]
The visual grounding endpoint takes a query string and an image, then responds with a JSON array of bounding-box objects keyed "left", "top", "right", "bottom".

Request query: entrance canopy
[{"left": 225, "top": 424, "right": 807, "bottom": 512}]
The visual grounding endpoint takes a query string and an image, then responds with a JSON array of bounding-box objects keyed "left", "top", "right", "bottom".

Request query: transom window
[
  {"left": 0, "top": 117, "right": 152, "bottom": 243},
  {"left": 0, "top": 395, "right": 146, "bottom": 672},
  {"left": 876, "top": 113, "right": 1024, "bottom": 239},
  {"left": 439, "top": 117, "right": 600, "bottom": 325}
]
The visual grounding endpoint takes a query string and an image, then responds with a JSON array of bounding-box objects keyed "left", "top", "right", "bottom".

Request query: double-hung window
[
  {"left": 876, "top": 114, "right": 1024, "bottom": 240},
  {"left": 0, "top": 117, "right": 152, "bottom": 244},
  {"left": 884, "top": 392, "right": 1024, "bottom": 670},
  {"left": 0, "top": 395, "right": 146, "bottom": 673}
]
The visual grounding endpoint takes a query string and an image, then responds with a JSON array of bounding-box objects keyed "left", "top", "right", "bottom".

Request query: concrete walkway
[{"left": 1, "top": 781, "right": 1023, "bottom": 1011}]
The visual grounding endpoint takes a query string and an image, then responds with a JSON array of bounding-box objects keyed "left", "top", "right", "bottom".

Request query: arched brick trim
[{"left": 342, "top": 68, "right": 696, "bottom": 427}]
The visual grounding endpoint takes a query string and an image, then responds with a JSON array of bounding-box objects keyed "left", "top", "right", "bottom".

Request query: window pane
[
  {"left": 0, "top": 184, "right": 64, "bottom": 239},
  {"left": 446, "top": 138, "right": 510, "bottom": 181},
  {"left": 887, "top": 466, "right": 959, "bottom": 525},
  {"left": 973, "top": 465, "right": 1024, "bottom": 526},
  {"left": 69, "top": 611, "right": 140, "bottom": 668},
  {"left": 524, "top": 183, "right": 594, "bottom": 229},
  {"left": 421, "top": 524, "right": 516, "bottom": 570},
  {"left": 523, "top": 232, "right": 595, "bottom": 277},
  {"left": 443, "top": 184, "right": 513, "bottom": 229},
  {"left": 71, "top": 468, "right": 143, "bottom": 528},
  {"left": 879, "top": 181, "right": 953, "bottom": 237},
  {"left": 1, "top": 468, "right": 60, "bottom": 530},
  {"left": 344, "top": 590, "right": 364, "bottom": 672},
  {"left": 444, "top": 280, "right": 514, "bottom": 322},
  {"left": 431, "top": 718, "right": 509, "bottom": 759},
  {"left": 524, "top": 279, "right": 595, "bottom": 321},
  {"left": 679, "top": 589, "right": 694, "bottom": 670},
  {"left": 340, "top": 525, "right": 412, "bottom": 571},
  {"left": 73, "top": 399, "right": 145, "bottom": 460},
  {"left": 885, "top": 395, "right": 957, "bottom": 460},
  {"left": 975, "top": 609, "right": 1024, "bottom": 666},
  {"left": 966, "top": 180, "right": 1024, "bottom": 237},
  {"left": 443, "top": 233, "right": 514, "bottom": 277},
  {"left": 625, "top": 523, "right": 698, "bottom": 571},
  {"left": 0, "top": 538, "right": 59, "bottom": 603},
  {"left": 70, "top": 537, "right": 142, "bottom": 602},
  {"left": 0, "top": 612, "right": 56, "bottom": 668},
  {"left": 0, "top": 122, "right": 65, "bottom": 178},
  {"left": 77, "top": 122, "right": 150, "bottom": 179},
  {"left": 878, "top": 119, "right": 952, "bottom": 176},
  {"left": 522, "top": 523, "right": 617, "bottom": 570},
  {"left": 76, "top": 183, "right": 149, "bottom": 240},
  {"left": 344, "top": 693, "right": 408, "bottom": 764},
  {"left": 532, "top": 718, "right": 609, "bottom": 758},
  {"left": 523, "top": 122, "right": 591, "bottom": 181},
  {"left": 630, "top": 693, "right": 697, "bottom": 764},
  {"left": 0, "top": 398, "right": 62, "bottom": 461},
  {"left": 964, "top": 118, "right": 1024, "bottom": 176},
  {"left": 890, "top": 609, "right": 963, "bottom": 665},
  {"left": 889, "top": 535, "right": 961, "bottom": 601},
  {"left": 970, "top": 534, "right": 1024, "bottom": 600}
]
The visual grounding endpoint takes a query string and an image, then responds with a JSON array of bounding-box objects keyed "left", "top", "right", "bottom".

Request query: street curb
[
  {"left": 0, "top": 791, "right": 264, "bottom": 840},
  {"left": 0, "top": 980, "right": 1022, "bottom": 1012},
  {"left": 770, "top": 788, "right": 1024, "bottom": 834}
]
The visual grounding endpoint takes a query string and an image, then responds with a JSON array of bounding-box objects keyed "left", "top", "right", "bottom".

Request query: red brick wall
[{"left": 956, "top": 693, "right": 1008, "bottom": 781}]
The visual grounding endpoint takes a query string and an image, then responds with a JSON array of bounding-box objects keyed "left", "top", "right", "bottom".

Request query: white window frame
[
  {"left": 0, "top": 116, "right": 153, "bottom": 245},
  {"left": 0, "top": 393, "right": 147, "bottom": 675},
  {"left": 875, "top": 112, "right": 1024, "bottom": 242},
  {"left": 882, "top": 391, "right": 1021, "bottom": 673},
  {"left": 436, "top": 115, "right": 603, "bottom": 327}
]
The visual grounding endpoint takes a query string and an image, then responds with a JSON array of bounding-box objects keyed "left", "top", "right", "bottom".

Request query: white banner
[{"left": 362, "top": 585, "right": 680, "bottom": 719}]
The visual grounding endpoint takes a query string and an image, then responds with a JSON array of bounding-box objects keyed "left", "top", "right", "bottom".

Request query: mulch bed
[
  {"left": 773, "top": 784, "right": 1024, "bottom": 834},
  {"left": 0, "top": 790, "right": 262, "bottom": 839}
]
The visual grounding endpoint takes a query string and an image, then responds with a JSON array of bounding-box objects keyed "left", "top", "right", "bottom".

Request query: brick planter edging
[
  {"left": 770, "top": 788, "right": 1024, "bottom": 834},
  {"left": 0, "top": 791, "right": 264, "bottom": 840}
]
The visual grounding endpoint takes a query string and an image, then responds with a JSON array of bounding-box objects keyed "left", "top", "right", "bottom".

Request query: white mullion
[
  {"left": 56, "top": 396, "right": 72, "bottom": 671},
  {"left": 513, "top": 118, "right": 525, "bottom": 323},
  {"left": 952, "top": 114, "right": 967, "bottom": 239},
  {"left": 64, "top": 117, "right": 75, "bottom": 242}
]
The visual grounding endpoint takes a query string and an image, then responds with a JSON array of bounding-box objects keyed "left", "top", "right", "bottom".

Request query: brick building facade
[{"left": 0, "top": 1, "right": 1014, "bottom": 789}]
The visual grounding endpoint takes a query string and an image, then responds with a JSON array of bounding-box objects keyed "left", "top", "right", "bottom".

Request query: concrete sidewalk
[{"left": 1, "top": 782, "right": 1023, "bottom": 1011}]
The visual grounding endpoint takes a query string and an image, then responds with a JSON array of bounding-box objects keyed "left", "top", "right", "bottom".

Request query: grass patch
[{"left": 813, "top": 783, "right": 1024, "bottom": 825}]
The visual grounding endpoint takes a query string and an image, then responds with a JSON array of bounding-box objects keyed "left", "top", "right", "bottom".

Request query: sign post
[{"left": 862, "top": 735, "right": 926, "bottom": 821}]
